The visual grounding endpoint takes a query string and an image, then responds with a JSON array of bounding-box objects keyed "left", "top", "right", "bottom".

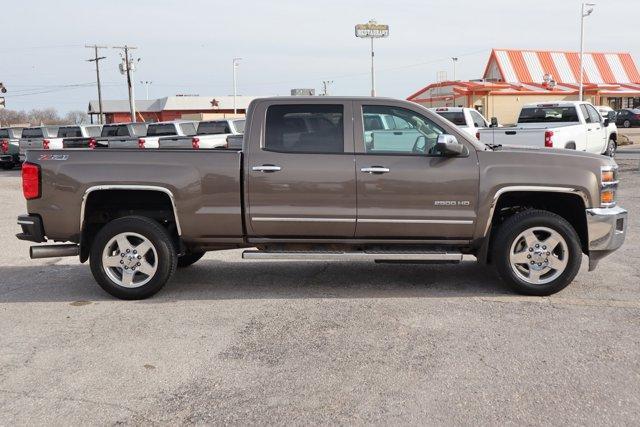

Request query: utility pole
[
  {"left": 140, "top": 81, "right": 152, "bottom": 100},
  {"left": 355, "top": 19, "right": 389, "bottom": 97},
  {"left": 233, "top": 57, "right": 242, "bottom": 115},
  {"left": 579, "top": 3, "right": 595, "bottom": 102},
  {"left": 113, "top": 45, "right": 138, "bottom": 122},
  {"left": 85, "top": 45, "right": 107, "bottom": 124},
  {"left": 321, "top": 80, "right": 334, "bottom": 96},
  {"left": 452, "top": 57, "right": 458, "bottom": 106}
]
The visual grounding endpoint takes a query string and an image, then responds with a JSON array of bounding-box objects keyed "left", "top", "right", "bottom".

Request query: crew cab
[
  {"left": 0, "top": 127, "right": 23, "bottom": 170},
  {"left": 17, "top": 97, "right": 627, "bottom": 300},
  {"left": 158, "top": 119, "right": 245, "bottom": 149},
  {"left": 478, "top": 101, "right": 618, "bottom": 157},
  {"left": 46, "top": 125, "right": 103, "bottom": 150},
  {"left": 94, "top": 122, "right": 148, "bottom": 148},
  {"left": 110, "top": 121, "right": 197, "bottom": 149},
  {"left": 429, "top": 107, "right": 492, "bottom": 138},
  {"left": 18, "top": 126, "right": 59, "bottom": 161}
]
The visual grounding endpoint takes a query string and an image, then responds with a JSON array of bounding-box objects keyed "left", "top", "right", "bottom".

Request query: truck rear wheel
[
  {"left": 89, "top": 216, "right": 177, "bottom": 299},
  {"left": 493, "top": 209, "right": 582, "bottom": 296},
  {"left": 177, "top": 251, "right": 205, "bottom": 268}
]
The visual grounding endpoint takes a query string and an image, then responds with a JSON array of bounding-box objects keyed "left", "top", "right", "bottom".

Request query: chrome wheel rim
[
  {"left": 509, "top": 226, "right": 568, "bottom": 285},
  {"left": 102, "top": 232, "right": 158, "bottom": 288},
  {"left": 608, "top": 140, "right": 616, "bottom": 157}
]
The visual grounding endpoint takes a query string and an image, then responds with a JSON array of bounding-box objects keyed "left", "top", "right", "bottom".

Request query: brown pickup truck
[{"left": 16, "top": 97, "right": 627, "bottom": 299}]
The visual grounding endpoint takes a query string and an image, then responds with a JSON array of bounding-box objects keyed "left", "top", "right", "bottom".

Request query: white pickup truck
[
  {"left": 478, "top": 101, "right": 617, "bottom": 157},
  {"left": 157, "top": 119, "right": 245, "bottom": 149},
  {"left": 109, "top": 121, "right": 198, "bottom": 149},
  {"left": 46, "top": 124, "right": 103, "bottom": 150},
  {"left": 429, "top": 107, "right": 492, "bottom": 139}
]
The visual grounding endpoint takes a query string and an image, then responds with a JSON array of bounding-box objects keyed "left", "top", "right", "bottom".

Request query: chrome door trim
[
  {"left": 252, "top": 217, "right": 356, "bottom": 223},
  {"left": 80, "top": 185, "right": 182, "bottom": 235},
  {"left": 482, "top": 185, "right": 589, "bottom": 236},
  {"left": 358, "top": 218, "right": 473, "bottom": 225},
  {"left": 252, "top": 165, "right": 282, "bottom": 172},
  {"left": 360, "top": 167, "right": 390, "bottom": 174}
]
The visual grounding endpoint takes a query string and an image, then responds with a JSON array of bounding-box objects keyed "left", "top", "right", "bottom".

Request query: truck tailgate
[
  {"left": 478, "top": 128, "right": 546, "bottom": 148},
  {"left": 25, "top": 149, "right": 244, "bottom": 243},
  {"left": 158, "top": 136, "right": 191, "bottom": 149}
]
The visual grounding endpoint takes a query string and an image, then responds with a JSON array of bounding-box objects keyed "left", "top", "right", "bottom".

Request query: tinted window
[
  {"left": 362, "top": 105, "right": 446, "bottom": 155},
  {"left": 22, "top": 128, "right": 44, "bottom": 138},
  {"left": 101, "top": 125, "right": 123, "bottom": 137},
  {"left": 233, "top": 120, "right": 245, "bottom": 133},
  {"left": 198, "top": 121, "right": 231, "bottom": 135},
  {"left": 0, "top": 129, "right": 9, "bottom": 139},
  {"left": 57, "top": 127, "right": 82, "bottom": 138},
  {"left": 518, "top": 106, "right": 579, "bottom": 123},
  {"left": 580, "top": 105, "right": 592, "bottom": 123},
  {"left": 265, "top": 104, "right": 344, "bottom": 153},
  {"left": 147, "top": 123, "right": 177, "bottom": 137},
  {"left": 437, "top": 111, "right": 466, "bottom": 126}
]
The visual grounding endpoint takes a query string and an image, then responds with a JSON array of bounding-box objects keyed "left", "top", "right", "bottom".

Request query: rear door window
[{"left": 265, "top": 104, "right": 344, "bottom": 153}]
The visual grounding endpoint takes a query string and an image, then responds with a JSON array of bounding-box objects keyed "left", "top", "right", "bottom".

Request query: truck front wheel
[
  {"left": 89, "top": 216, "right": 177, "bottom": 299},
  {"left": 493, "top": 210, "right": 582, "bottom": 296}
]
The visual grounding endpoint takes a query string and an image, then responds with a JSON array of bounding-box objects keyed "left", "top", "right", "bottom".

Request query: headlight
[{"left": 600, "top": 165, "right": 618, "bottom": 207}]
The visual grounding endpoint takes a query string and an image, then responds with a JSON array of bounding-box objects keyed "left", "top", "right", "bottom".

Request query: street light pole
[
  {"left": 355, "top": 19, "right": 389, "bottom": 97},
  {"left": 452, "top": 57, "right": 458, "bottom": 106},
  {"left": 140, "top": 81, "right": 152, "bottom": 100},
  {"left": 233, "top": 57, "right": 242, "bottom": 115},
  {"left": 370, "top": 37, "right": 376, "bottom": 97},
  {"left": 579, "top": 3, "right": 595, "bottom": 102}
]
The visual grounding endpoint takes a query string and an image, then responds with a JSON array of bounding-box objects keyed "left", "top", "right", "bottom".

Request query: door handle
[
  {"left": 252, "top": 165, "right": 282, "bottom": 172},
  {"left": 361, "top": 166, "right": 390, "bottom": 174}
]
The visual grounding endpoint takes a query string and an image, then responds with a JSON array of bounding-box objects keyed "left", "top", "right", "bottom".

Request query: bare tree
[
  {"left": 0, "top": 108, "right": 88, "bottom": 126},
  {"left": 64, "top": 111, "right": 90, "bottom": 125}
]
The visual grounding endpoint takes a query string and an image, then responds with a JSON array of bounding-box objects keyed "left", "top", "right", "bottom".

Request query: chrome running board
[{"left": 242, "top": 250, "right": 463, "bottom": 262}]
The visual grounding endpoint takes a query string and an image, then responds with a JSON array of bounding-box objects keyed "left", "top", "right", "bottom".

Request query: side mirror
[
  {"left": 436, "top": 134, "right": 464, "bottom": 155},
  {"left": 603, "top": 118, "right": 610, "bottom": 127},
  {"left": 490, "top": 117, "right": 499, "bottom": 127}
]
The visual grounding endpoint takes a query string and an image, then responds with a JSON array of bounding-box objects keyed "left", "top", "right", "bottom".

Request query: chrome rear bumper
[{"left": 586, "top": 206, "right": 627, "bottom": 271}]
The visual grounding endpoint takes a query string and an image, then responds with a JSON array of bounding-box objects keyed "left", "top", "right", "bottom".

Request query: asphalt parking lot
[{"left": 0, "top": 156, "right": 639, "bottom": 424}]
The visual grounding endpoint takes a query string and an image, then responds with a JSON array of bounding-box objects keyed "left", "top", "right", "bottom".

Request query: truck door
[
  {"left": 353, "top": 101, "right": 479, "bottom": 239},
  {"left": 246, "top": 100, "right": 357, "bottom": 237},
  {"left": 580, "top": 104, "right": 602, "bottom": 153},
  {"left": 584, "top": 104, "right": 607, "bottom": 154}
]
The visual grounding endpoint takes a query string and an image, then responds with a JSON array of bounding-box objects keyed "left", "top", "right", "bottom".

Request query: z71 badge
[{"left": 38, "top": 154, "right": 69, "bottom": 161}]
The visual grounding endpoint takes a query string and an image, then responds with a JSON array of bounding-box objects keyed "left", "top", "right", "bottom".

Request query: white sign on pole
[{"left": 355, "top": 21, "right": 389, "bottom": 38}]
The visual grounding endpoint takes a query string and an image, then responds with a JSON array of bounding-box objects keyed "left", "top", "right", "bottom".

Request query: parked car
[
  {"left": 46, "top": 125, "right": 103, "bottom": 149},
  {"left": 17, "top": 97, "right": 626, "bottom": 300},
  {"left": 615, "top": 108, "right": 640, "bottom": 128},
  {"left": 478, "top": 101, "right": 617, "bottom": 157},
  {"left": 18, "top": 126, "right": 59, "bottom": 162},
  {"left": 94, "top": 122, "right": 148, "bottom": 148},
  {"left": 111, "top": 121, "right": 197, "bottom": 149},
  {"left": 429, "top": 107, "right": 492, "bottom": 138},
  {"left": 0, "top": 127, "right": 23, "bottom": 170},
  {"left": 158, "top": 119, "right": 245, "bottom": 149}
]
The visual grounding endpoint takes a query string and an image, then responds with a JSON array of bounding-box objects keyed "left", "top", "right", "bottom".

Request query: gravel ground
[{"left": 0, "top": 161, "right": 638, "bottom": 425}]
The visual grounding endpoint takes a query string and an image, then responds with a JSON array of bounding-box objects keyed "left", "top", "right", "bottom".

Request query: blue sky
[{"left": 2, "top": 0, "right": 638, "bottom": 112}]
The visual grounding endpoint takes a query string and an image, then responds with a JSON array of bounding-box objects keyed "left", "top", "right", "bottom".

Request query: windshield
[
  {"left": 437, "top": 111, "right": 466, "bottom": 126},
  {"left": 518, "top": 106, "right": 579, "bottom": 123},
  {"left": 147, "top": 123, "right": 177, "bottom": 136}
]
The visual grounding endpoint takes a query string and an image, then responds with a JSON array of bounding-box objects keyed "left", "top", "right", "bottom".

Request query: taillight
[
  {"left": 88, "top": 138, "right": 96, "bottom": 149},
  {"left": 22, "top": 162, "right": 41, "bottom": 200},
  {"left": 192, "top": 137, "right": 200, "bottom": 149},
  {"left": 42, "top": 139, "right": 50, "bottom": 150},
  {"left": 0, "top": 139, "right": 8, "bottom": 153},
  {"left": 138, "top": 138, "right": 145, "bottom": 149},
  {"left": 475, "top": 131, "right": 480, "bottom": 140},
  {"left": 544, "top": 130, "right": 554, "bottom": 148}
]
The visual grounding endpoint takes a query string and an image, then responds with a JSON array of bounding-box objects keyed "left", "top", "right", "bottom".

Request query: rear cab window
[
  {"left": 518, "top": 106, "right": 580, "bottom": 123},
  {"left": 436, "top": 111, "right": 466, "bottom": 126},
  {"left": 57, "top": 127, "right": 82, "bottom": 138},
  {"left": 0, "top": 129, "right": 9, "bottom": 139},
  {"left": 264, "top": 104, "right": 344, "bottom": 153},
  {"left": 198, "top": 121, "right": 231, "bottom": 135},
  {"left": 147, "top": 123, "right": 178, "bottom": 137},
  {"left": 22, "top": 128, "right": 44, "bottom": 138}
]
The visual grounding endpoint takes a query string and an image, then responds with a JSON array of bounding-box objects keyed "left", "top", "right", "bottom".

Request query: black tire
[
  {"left": 493, "top": 209, "right": 582, "bottom": 296},
  {"left": 177, "top": 251, "right": 205, "bottom": 268},
  {"left": 89, "top": 216, "right": 177, "bottom": 300},
  {"left": 603, "top": 139, "right": 616, "bottom": 157}
]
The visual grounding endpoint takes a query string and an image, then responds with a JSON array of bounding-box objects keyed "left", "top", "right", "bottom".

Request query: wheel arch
[
  {"left": 479, "top": 188, "right": 588, "bottom": 264},
  {"left": 79, "top": 185, "right": 182, "bottom": 262}
]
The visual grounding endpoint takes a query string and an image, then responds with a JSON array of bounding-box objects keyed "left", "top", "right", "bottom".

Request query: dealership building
[
  {"left": 408, "top": 49, "right": 640, "bottom": 124},
  {"left": 88, "top": 95, "right": 258, "bottom": 123}
]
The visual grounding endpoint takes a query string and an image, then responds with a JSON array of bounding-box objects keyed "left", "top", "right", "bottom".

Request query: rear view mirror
[
  {"left": 436, "top": 134, "right": 464, "bottom": 155},
  {"left": 490, "top": 117, "right": 499, "bottom": 127}
]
